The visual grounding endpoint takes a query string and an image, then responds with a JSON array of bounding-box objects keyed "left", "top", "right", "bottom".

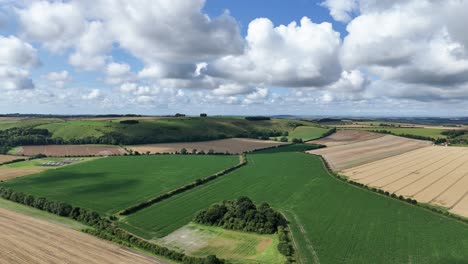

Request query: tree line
[
  {"left": 0, "top": 186, "right": 225, "bottom": 263},
  {"left": 0, "top": 125, "right": 286, "bottom": 154}
]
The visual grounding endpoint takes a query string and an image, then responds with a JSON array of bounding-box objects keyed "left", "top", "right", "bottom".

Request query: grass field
[
  {"left": 344, "top": 127, "right": 446, "bottom": 139},
  {"left": 158, "top": 223, "right": 285, "bottom": 263},
  {"left": 1, "top": 155, "right": 239, "bottom": 215},
  {"left": 122, "top": 150, "right": 468, "bottom": 263},
  {"left": 272, "top": 126, "right": 329, "bottom": 142}
]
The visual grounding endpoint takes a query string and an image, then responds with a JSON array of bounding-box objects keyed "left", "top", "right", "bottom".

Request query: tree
[
  {"left": 180, "top": 148, "right": 188, "bottom": 154},
  {"left": 200, "top": 113, "right": 208, "bottom": 117},
  {"left": 280, "top": 137, "right": 288, "bottom": 142}
]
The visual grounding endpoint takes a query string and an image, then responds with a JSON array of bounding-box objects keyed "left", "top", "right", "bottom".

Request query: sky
[{"left": 1, "top": 0, "right": 468, "bottom": 117}]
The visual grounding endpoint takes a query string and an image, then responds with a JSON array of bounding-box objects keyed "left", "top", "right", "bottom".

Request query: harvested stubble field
[
  {"left": 13, "top": 145, "right": 127, "bottom": 157},
  {"left": 342, "top": 146, "right": 468, "bottom": 217},
  {"left": 0, "top": 208, "right": 162, "bottom": 264},
  {"left": 308, "top": 135, "right": 432, "bottom": 170},
  {"left": 121, "top": 148, "right": 468, "bottom": 263},
  {"left": 310, "top": 130, "right": 384, "bottom": 146},
  {"left": 128, "top": 138, "right": 288, "bottom": 154},
  {"left": 0, "top": 167, "right": 44, "bottom": 181},
  {"left": 0, "top": 155, "right": 24, "bottom": 164}
]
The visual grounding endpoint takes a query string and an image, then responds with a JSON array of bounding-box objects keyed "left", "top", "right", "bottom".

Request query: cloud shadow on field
[{"left": 71, "top": 179, "right": 140, "bottom": 195}]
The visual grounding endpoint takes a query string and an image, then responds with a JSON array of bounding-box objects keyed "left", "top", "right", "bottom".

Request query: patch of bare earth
[
  {"left": 310, "top": 130, "right": 384, "bottom": 147},
  {"left": 128, "top": 138, "right": 288, "bottom": 154},
  {"left": 0, "top": 167, "right": 44, "bottom": 181},
  {"left": 0, "top": 208, "right": 163, "bottom": 264},
  {"left": 0, "top": 155, "right": 25, "bottom": 165},
  {"left": 16, "top": 145, "right": 127, "bottom": 157},
  {"left": 256, "top": 238, "right": 273, "bottom": 252},
  {"left": 341, "top": 146, "right": 468, "bottom": 218},
  {"left": 308, "top": 135, "right": 432, "bottom": 171}
]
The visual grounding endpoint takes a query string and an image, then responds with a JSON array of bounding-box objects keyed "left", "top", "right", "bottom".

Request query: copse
[
  {"left": 194, "top": 197, "right": 288, "bottom": 234},
  {"left": 245, "top": 116, "right": 271, "bottom": 121}
]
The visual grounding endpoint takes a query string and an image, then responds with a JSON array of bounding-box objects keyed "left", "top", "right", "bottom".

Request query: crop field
[
  {"left": 310, "top": 130, "right": 384, "bottom": 146},
  {"left": 158, "top": 223, "right": 284, "bottom": 263},
  {"left": 121, "top": 151, "right": 468, "bottom": 263},
  {"left": 308, "top": 135, "right": 432, "bottom": 170},
  {"left": 0, "top": 167, "right": 45, "bottom": 181},
  {"left": 1, "top": 155, "right": 239, "bottom": 214},
  {"left": 0, "top": 208, "right": 161, "bottom": 264},
  {"left": 11, "top": 145, "right": 127, "bottom": 157},
  {"left": 0, "top": 155, "right": 24, "bottom": 164},
  {"left": 342, "top": 146, "right": 468, "bottom": 218},
  {"left": 128, "top": 138, "right": 288, "bottom": 154},
  {"left": 341, "top": 127, "right": 446, "bottom": 139}
]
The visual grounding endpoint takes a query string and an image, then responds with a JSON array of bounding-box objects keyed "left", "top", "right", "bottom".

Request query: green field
[
  {"left": 122, "top": 150, "right": 468, "bottom": 263},
  {"left": 158, "top": 223, "right": 285, "bottom": 263},
  {"left": 272, "top": 126, "right": 329, "bottom": 142},
  {"left": 345, "top": 127, "right": 446, "bottom": 139},
  {"left": 1, "top": 155, "right": 239, "bottom": 215}
]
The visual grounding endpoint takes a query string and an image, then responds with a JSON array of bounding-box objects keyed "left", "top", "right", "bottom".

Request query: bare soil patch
[
  {"left": 0, "top": 167, "right": 44, "bottom": 181},
  {"left": 0, "top": 208, "right": 162, "bottom": 264},
  {"left": 308, "top": 135, "right": 431, "bottom": 171},
  {"left": 0, "top": 155, "right": 25, "bottom": 165},
  {"left": 15, "top": 145, "right": 127, "bottom": 157},
  {"left": 310, "top": 130, "right": 384, "bottom": 147},
  {"left": 128, "top": 138, "right": 288, "bottom": 154},
  {"left": 341, "top": 146, "right": 468, "bottom": 218}
]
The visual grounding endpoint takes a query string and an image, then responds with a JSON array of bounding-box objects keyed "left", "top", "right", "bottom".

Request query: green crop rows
[{"left": 1, "top": 155, "right": 238, "bottom": 215}]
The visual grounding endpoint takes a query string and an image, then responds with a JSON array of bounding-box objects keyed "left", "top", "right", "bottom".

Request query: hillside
[{"left": 0, "top": 117, "right": 325, "bottom": 151}]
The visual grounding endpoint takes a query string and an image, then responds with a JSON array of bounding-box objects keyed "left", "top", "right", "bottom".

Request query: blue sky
[{"left": 1, "top": 0, "right": 468, "bottom": 116}]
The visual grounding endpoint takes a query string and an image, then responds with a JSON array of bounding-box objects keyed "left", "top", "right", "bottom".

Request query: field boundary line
[
  {"left": 282, "top": 210, "right": 321, "bottom": 264},
  {"left": 118, "top": 154, "right": 247, "bottom": 216}
]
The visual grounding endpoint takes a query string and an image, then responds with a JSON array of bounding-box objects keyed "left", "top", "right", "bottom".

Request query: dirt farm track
[
  {"left": 342, "top": 146, "right": 468, "bottom": 218},
  {"left": 0, "top": 208, "right": 165, "bottom": 264}
]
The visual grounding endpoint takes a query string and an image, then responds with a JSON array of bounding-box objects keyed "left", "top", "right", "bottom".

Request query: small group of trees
[
  {"left": 194, "top": 197, "right": 288, "bottom": 234},
  {"left": 277, "top": 226, "right": 295, "bottom": 262},
  {"left": 119, "top": 120, "right": 139, "bottom": 125},
  {"left": 245, "top": 116, "right": 271, "bottom": 121}
]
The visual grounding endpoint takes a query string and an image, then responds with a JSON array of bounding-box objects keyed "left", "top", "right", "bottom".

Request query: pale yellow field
[
  {"left": 342, "top": 146, "right": 468, "bottom": 218},
  {"left": 0, "top": 208, "right": 163, "bottom": 264},
  {"left": 0, "top": 155, "right": 24, "bottom": 165},
  {"left": 0, "top": 167, "right": 45, "bottom": 181},
  {"left": 308, "top": 135, "right": 432, "bottom": 170}
]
